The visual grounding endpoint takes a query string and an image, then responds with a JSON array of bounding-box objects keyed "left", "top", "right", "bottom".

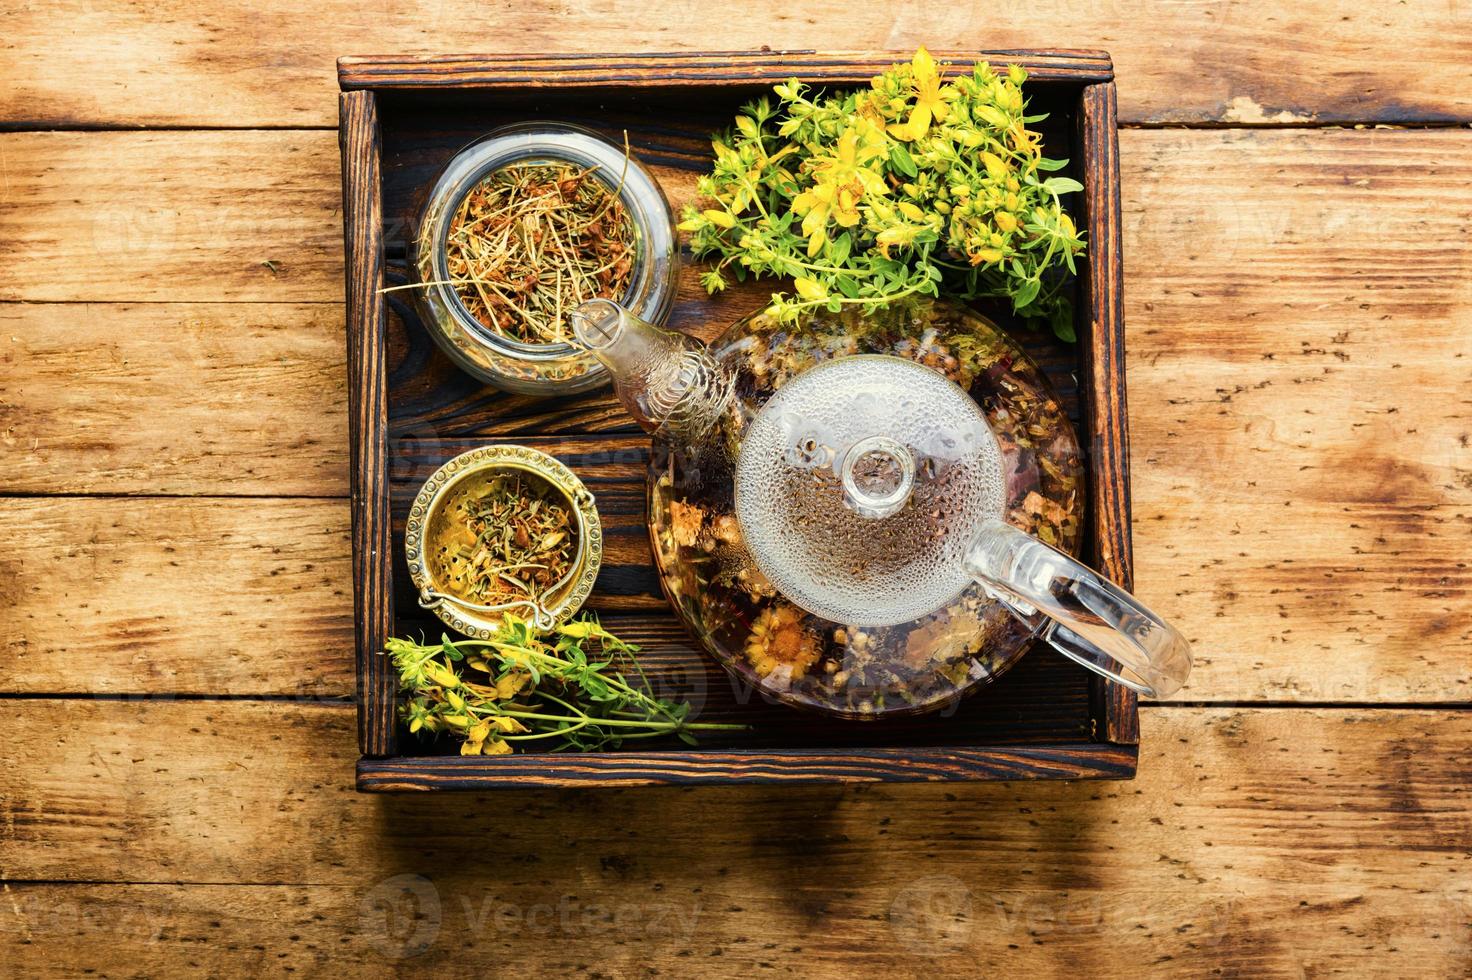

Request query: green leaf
[
  {"left": 581, "top": 674, "right": 612, "bottom": 701},
  {"left": 830, "top": 232, "right": 853, "bottom": 265},
  {"left": 1035, "top": 156, "right": 1069, "bottom": 172},
  {"left": 1043, "top": 177, "right": 1084, "bottom": 195},
  {"left": 1012, "top": 277, "right": 1041, "bottom": 311},
  {"left": 1051, "top": 303, "right": 1077, "bottom": 342},
  {"left": 889, "top": 142, "right": 919, "bottom": 178}
]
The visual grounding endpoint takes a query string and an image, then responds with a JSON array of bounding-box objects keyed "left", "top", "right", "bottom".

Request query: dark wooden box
[{"left": 337, "top": 51, "right": 1136, "bottom": 790}]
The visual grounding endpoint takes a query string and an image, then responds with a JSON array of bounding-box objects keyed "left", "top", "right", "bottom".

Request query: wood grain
[
  {"left": 339, "top": 90, "right": 395, "bottom": 756},
  {"left": 1126, "top": 127, "right": 1472, "bottom": 702},
  {"left": 0, "top": 497, "right": 353, "bottom": 696},
  {"left": 2, "top": 15, "right": 1467, "bottom": 975},
  {"left": 339, "top": 48, "right": 1113, "bottom": 89},
  {"left": 0, "top": 702, "right": 1467, "bottom": 975},
  {"left": 358, "top": 743, "right": 1137, "bottom": 790},
  {"left": 1076, "top": 82, "right": 1139, "bottom": 743},
  {"left": 3, "top": 127, "right": 1466, "bottom": 703},
  {"left": 4, "top": 3, "right": 1470, "bottom": 127},
  {"left": 0, "top": 303, "right": 348, "bottom": 495},
  {"left": 0, "top": 131, "right": 343, "bottom": 304}
]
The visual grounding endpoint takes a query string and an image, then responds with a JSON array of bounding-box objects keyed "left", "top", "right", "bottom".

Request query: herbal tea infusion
[{"left": 573, "top": 297, "right": 1086, "bottom": 718}]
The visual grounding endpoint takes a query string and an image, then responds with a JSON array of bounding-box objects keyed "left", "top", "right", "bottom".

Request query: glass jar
[{"left": 410, "top": 122, "right": 678, "bottom": 395}]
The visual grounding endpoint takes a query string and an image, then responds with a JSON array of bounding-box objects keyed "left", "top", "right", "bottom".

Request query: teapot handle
[{"left": 963, "top": 518, "right": 1192, "bottom": 698}]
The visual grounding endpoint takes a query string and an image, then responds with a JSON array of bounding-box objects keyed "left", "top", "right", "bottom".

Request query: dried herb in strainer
[{"left": 430, "top": 470, "right": 576, "bottom": 607}]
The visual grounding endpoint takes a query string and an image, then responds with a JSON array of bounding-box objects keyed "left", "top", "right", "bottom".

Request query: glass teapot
[{"left": 571, "top": 296, "right": 1191, "bottom": 720}]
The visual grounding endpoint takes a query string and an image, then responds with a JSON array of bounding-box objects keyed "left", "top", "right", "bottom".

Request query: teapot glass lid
[{"left": 734, "top": 355, "right": 1006, "bottom": 628}]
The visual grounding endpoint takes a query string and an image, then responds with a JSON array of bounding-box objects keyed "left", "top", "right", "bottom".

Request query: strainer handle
[{"left": 963, "top": 517, "right": 1192, "bottom": 698}]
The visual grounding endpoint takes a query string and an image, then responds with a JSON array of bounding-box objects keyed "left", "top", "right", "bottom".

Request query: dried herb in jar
[
  {"left": 442, "top": 162, "right": 636, "bottom": 344},
  {"left": 431, "top": 471, "right": 577, "bottom": 607}
]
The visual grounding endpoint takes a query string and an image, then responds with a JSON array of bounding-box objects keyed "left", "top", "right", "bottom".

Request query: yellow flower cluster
[{"left": 678, "top": 48, "right": 1087, "bottom": 338}]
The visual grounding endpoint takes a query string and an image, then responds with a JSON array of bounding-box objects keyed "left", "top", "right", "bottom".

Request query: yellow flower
[
  {"left": 1008, "top": 121, "right": 1039, "bottom": 155},
  {"left": 745, "top": 604, "right": 822, "bottom": 680},
  {"left": 790, "top": 123, "right": 888, "bottom": 252},
  {"left": 703, "top": 209, "right": 736, "bottom": 229},
  {"left": 793, "top": 276, "right": 828, "bottom": 301},
  {"left": 887, "top": 47, "right": 954, "bottom": 142},
  {"left": 975, "top": 103, "right": 1010, "bottom": 131},
  {"left": 423, "top": 661, "right": 459, "bottom": 689},
  {"left": 876, "top": 223, "right": 922, "bottom": 257}
]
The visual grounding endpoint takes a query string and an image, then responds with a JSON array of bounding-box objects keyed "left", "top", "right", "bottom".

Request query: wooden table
[{"left": 2, "top": 5, "right": 1468, "bottom": 975}]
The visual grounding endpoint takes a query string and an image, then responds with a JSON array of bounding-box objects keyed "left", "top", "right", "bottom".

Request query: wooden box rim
[{"left": 338, "top": 49, "right": 1137, "bottom": 791}]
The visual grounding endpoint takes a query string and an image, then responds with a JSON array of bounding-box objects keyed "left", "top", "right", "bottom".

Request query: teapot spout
[{"left": 572, "top": 299, "right": 731, "bottom": 442}]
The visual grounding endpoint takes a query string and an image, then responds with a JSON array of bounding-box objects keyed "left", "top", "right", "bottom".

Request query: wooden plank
[
  {"left": 338, "top": 49, "right": 1114, "bottom": 89},
  {"left": 339, "top": 91, "right": 395, "bottom": 757},
  {"left": 0, "top": 878, "right": 1462, "bottom": 979},
  {"left": 0, "top": 303, "right": 348, "bottom": 496},
  {"left": 0, "top": 703, "right": 1467, "bottom": 975},
  {"left": 357, "top": 743, "right": 1137, "bottom": 789},
  {"left": 4, "top": 4, "right": 1470, "bottom": 127},
  {"left": 1076, "top": 82, "right": 1139, "bottom": 742},
  {"left": 1, "top": 128, "right": 1467, "bottom": 703},
  {"left": 0, "top": 496, "right": 354, "bottom": 696},
  {"left": 0, "top": 131, "right": 343, "bottom": 303},
  {"left": 1125, "top": 128, "right": 1472, "bottom": 702}
]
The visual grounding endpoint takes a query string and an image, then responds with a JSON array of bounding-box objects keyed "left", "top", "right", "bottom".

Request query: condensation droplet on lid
[{"left": 735, "top": 355, "right": 1004, "bottom": 628}]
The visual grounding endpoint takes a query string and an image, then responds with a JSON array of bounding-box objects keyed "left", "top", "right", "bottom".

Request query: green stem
[
  {"left": 491, "top": 642, "right": 681, "bottom": 724},
  {"left": 777, "top": 280, "right": 929, "bottom": 314},
  {"left": 494, "top": 708, "right": 742, "bottom": 731}
]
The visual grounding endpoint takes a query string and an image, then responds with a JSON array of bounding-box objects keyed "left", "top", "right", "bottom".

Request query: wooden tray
[{"left": 337, "top": 50, "right": 1137, "bottom": 790}]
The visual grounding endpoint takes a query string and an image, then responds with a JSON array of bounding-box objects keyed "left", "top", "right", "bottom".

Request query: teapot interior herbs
[{"left": 632, "top": 299, "right": 1084, "bottom": 718}]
